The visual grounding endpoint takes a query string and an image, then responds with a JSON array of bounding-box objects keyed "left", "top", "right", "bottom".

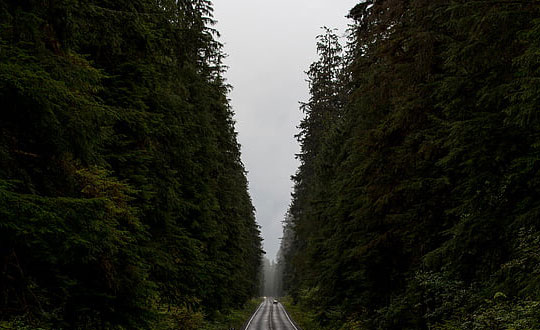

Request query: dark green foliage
[
  {"left": 281, "top": 0, "right": 540, "bottom": 329},
  {"left": 0, "top": 0, "right": 262, "bottom": 329}
]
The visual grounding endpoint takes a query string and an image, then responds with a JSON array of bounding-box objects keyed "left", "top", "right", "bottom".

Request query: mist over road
[{"left": 244, "top": 297, "right": 299, "bottom": 330}]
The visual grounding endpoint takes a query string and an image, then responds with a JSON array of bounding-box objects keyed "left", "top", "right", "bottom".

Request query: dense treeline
[
  {"left": 281, "top": 0, "right": 540, "bottom": 329},
  {"left": 0, "top": 0, "right": 262, "bottom": 329},
  {"left": 260, "top": 256, "right": 283, "bottom": 298}
]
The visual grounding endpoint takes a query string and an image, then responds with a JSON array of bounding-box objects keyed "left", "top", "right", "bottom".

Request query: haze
[{"left": 213, "top": 1, "right": 359, "bottom": 260}]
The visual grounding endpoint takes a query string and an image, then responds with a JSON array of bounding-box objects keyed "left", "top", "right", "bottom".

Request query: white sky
[{"left": 213, "top": 1, "right": 358, "bottom": 260}]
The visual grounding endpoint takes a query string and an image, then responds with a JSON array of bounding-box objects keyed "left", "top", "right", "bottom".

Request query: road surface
[{"left": 244, "top": 297, "right": 299, "bottom": 330}]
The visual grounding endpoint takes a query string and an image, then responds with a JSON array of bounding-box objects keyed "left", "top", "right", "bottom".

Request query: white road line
[
  {"left": 278, "top": 303, "right": 299, "bottom": 330},
  {"left": 244, "top": 299, "right": 265, "bottom": 330}
]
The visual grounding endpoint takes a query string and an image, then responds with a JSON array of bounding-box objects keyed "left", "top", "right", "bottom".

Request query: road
[{"left": 244, "top": 297, "right": 299, "bottom": 330}]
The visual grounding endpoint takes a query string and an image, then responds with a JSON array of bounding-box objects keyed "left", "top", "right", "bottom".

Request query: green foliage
[
  {"left": 154, "top": 305, "right": 206, "bottom": 330},
  {"left": 281, "top": 296, "right": 326, "bottom": 330},
  {"left": 0, "top": 0, "right": 262, "bottom": 328},
  {"left": 281, "top": 0, "right": 540, "bottom": 328},
  {"left": 433, "top": 296, "right": 540, "bottom": 330},
  {"left": 203, "top": 298, "right": 263, "bottom": 330}
]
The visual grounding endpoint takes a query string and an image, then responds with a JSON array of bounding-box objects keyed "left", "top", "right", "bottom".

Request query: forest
[
  {"left": 0, "top": 0, "right": 262, "bottom": 329},
  {"left": 280, "top": 0, "right": 540, "bottom": 329},
  {"left": 3, "top": 0, "right": 540, "bottom": 329}
]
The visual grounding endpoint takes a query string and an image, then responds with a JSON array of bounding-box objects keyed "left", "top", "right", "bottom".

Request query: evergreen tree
[
  {"left": 0, "top": 0, "right": 262, "bottom": 328},
  {"left": 282, "top": 1, "right": 540, "bottom": 329}
]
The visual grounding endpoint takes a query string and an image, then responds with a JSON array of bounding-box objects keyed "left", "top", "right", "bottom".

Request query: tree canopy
[
  {"left": 280, "top": 1, "right": 540, "bottom": 329},
  {"left": 0, "top": 0, "right": 262, "bottom": 329}
]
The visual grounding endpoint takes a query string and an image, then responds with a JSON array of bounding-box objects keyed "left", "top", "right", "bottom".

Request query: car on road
[{"left": 273, "top": 299, "right": 278, "bottom": 304}]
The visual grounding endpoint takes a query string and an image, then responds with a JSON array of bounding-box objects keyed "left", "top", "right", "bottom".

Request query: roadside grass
[
  {"left": 280, "top": 296, "right": 324, "bottom": 330},
  {"left": 0, "top": 299, "right": 264, "bottom": 330},
  {"left": 203, "top": 298, "right": 263, "bottom": 330},
  {"left": 281, "top": 296, "right": 364, "bottom": 330}
]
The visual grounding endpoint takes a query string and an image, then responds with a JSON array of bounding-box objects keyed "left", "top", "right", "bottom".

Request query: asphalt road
[{"left": 244, "top": 297, "right": 299, "bottom": 330}]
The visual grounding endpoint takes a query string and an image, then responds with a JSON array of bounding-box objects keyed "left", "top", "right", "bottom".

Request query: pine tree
[{"left": 0, "top": 0, "right": 262, "bottom": 328}]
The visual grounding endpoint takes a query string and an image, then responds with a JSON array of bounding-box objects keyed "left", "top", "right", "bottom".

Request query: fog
[{"left": 213, "top": 0, "right": 358, "bottom": 261}]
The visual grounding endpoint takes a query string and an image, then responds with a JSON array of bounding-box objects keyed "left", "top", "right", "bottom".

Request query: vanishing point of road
[{"left": 244, "top": 297, "right": 300, "bottom": 330}]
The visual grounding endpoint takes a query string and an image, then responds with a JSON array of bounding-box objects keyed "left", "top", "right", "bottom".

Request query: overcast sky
[{"left": 213, "top": 1, "right": 358, "bottom": 261}]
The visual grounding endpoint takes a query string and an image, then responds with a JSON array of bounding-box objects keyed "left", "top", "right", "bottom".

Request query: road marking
[
  {"left": 268, "top": 300, "right": 274, "bottom": 330},
  {"left": 278, "top": 303, "right": 299, "bottom": 330},
  {"left": 244, "top": 299, "right": 265, "bottom": 330}
]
